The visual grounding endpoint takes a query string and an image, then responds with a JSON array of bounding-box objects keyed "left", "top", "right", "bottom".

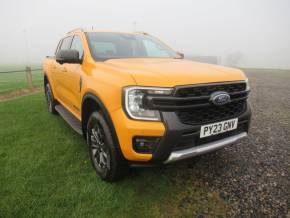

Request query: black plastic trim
[
  {"left": 150, "top": 103, "right": 251, "bottom": 163},
  {"left": 144, "top": 89, "right": 249, "bottom": 111},
  {"left": 173, "top": 80, "right": 247, "bottom": 96},
  {"left": 81, "top": 93, "right": 125, "bottom": 158}
]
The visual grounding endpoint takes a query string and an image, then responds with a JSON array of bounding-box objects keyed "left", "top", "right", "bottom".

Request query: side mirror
[
  {"left": 176, "top": 52, "right": 184, "bottom": 59},
  {"left": 56, "top": 49, "right": 82, "bottom": 64}
]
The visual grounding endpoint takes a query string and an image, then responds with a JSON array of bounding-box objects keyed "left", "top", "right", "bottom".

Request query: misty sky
[{"left": 0, "top": 0, "right": 289, "bottom": 69}]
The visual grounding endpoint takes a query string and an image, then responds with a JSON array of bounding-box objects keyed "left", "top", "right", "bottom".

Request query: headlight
[{"left": 123, "top": 86, "right": 173, "bottom": 121}]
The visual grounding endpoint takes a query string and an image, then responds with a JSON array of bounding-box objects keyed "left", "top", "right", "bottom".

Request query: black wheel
[
  {"left": 45, "top": 83, "right": 57, "bottom": 114},
  {"left": 87, "top": 111, "right": 129, "bottom": 182}
]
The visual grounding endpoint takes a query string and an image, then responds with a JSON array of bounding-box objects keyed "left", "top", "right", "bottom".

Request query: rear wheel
[
  {"left": 87, "top": 111, "right": 129, "bottom": 182},
  {"left": 45, "top": 83, "right": 57, "bottom": 114}
]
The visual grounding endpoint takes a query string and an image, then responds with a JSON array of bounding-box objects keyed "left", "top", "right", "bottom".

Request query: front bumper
[
  {"left": 112, "top": 101, "right": 251, "bottom": 163},
  {"left": 164, "top": 132, "right": 247, "bottom": 163},
  {"left": 150, "top": 103, "right": 251, "bottom": 163}
]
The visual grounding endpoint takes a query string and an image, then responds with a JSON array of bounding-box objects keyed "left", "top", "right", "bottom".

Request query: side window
[
  {"left": 70, "top": 35, "right": 84, "bottom": 59},
  {"left": 60, "top": 36, "right": 73, "bottom": 50},
  {"left": 55, "top": 39, "right": 63, "bottom": 54}
]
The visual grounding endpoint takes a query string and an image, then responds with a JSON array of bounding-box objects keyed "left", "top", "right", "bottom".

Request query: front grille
[
  {"left": 175, "top": 82, "right": 246, "bottom": 97},
  {"left": 177, "top": 100, "right": 246, "bottom": 125},
  {"left": 144, "top": 82, "right": 248, "bottom": 125},
  {"left": 174, "top": 82, "right": 248, "bottom": 125}
]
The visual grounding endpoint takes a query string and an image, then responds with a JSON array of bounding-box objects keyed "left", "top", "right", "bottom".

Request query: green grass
[
  {"left": 0, "top": 93, "right": 227, "bottom": 217},
  {"left": 0, "top": 65, "right": 42, "bottom": 93}
]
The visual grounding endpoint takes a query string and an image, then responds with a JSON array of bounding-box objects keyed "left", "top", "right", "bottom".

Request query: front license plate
[{"left": 200, "top": 118, "right": 238, "bottom": 138}]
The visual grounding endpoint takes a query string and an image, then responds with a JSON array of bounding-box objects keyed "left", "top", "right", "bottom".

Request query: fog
[{"left": 0, "top": 0, "right": 289, "bottom": 69}]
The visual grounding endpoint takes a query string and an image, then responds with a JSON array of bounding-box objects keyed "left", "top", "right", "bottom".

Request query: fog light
[{"left": 133, "top": 137, "right": 160, "bottom": 154}]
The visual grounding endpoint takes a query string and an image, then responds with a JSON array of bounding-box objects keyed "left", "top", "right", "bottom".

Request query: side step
[{"left": 55, "top": 105, "right": 83, "bottom": 135}]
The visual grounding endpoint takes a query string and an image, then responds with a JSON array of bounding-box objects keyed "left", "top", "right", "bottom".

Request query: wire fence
[{"left": 0, "top": 67, "right": 43, "bottom": 94}]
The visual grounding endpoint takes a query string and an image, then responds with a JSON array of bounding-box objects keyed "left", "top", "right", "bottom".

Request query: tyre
[
  {"left": 45, "top": 83, "right": 58, "bottom": 114},
  {"left": 87, "top": 111, "right": 129, "bottom": 182}
]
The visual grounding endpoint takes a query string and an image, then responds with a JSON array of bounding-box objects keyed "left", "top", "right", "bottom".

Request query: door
[
  {"left": 62, "top": 35, "right": 84, "bottom": 116},
  {"left": 53, "top": 36, "right": 73, "bottom": 103}
]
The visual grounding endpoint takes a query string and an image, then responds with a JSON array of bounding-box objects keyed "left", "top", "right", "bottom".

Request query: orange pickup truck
[{"left": 43, "top": 29, "right": 251, "bottom": 181}]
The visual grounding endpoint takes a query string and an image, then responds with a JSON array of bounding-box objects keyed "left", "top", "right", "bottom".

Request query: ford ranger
[{"left": 43, "top": 29, "right": 251, "bottom": 181}]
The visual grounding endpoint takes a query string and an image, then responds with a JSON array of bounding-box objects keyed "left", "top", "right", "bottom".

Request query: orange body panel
[{"left": 43, "top": 30, "right": 247, "bottom": 162}]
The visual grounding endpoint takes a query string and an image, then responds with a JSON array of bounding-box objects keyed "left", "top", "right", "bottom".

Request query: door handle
[
  {"left": 79, "top": 76, "right": 83, "bottom": 92},
  {"left": 60, "top": 68, "right": 67, "bottom": 72}
]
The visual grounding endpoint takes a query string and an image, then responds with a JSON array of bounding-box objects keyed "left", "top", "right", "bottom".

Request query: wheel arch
[
  {"left": 81, "top": 92, "right": 124, "bottom": 157},
  {"left": 43, "top": 72, "right": 56, "bottom": 99},
  {"left": 43, "top": 72, "right": 49, "bottom": 88}
]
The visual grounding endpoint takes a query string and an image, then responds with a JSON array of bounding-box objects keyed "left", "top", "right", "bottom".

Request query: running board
[{"left": 55, "top": 105, "right": 82, "bottom": 135}]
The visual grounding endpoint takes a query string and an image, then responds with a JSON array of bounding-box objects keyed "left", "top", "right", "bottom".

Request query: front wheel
[{"left": 87, "top": 111, "right": 129, "bottom": 182}]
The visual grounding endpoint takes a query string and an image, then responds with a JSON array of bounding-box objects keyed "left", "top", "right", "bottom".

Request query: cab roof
[{"left": 67, "top": 28, "right": 149, "bottom": 36}]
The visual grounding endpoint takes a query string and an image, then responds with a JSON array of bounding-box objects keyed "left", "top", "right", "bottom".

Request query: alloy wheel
[{"left": 90, "top": 123, "right": 111, "bottom": 171}]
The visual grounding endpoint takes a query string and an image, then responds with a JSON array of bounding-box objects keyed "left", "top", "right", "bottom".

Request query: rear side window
[
  {"left": 60, "top": 36, "right": 73, "bottom": 50},
  {"left": 71, "top": 35, "right": 84, "bottom": 59},
  {"left": 55, "top": 40, "right": 62, "bottom": 54}
]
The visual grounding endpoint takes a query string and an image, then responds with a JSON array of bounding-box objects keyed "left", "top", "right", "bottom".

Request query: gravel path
[{"left": 171, "top": 70, "right": 290, "bottom": 217}]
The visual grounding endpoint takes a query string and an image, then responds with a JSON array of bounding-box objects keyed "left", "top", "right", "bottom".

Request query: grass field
[
  {"left": 0, "top": 65, "right": 43, "bottom": 94},
  {"left": 0, "top": 93, "right": 226, "bottom": 218}
]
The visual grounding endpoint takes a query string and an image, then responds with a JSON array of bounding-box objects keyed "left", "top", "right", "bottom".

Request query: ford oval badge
[{"left": 210, "top": 92, "right": 231, "bottom": 106}]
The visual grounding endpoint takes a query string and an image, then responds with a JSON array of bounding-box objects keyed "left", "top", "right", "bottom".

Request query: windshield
[{"left": 86, "top": 32, "right": 178, "bottom": 61}]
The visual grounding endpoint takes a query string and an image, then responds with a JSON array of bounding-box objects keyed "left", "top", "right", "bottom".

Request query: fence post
[{"left": 25, "top": 66, "right": 33, "bottom": 88}]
